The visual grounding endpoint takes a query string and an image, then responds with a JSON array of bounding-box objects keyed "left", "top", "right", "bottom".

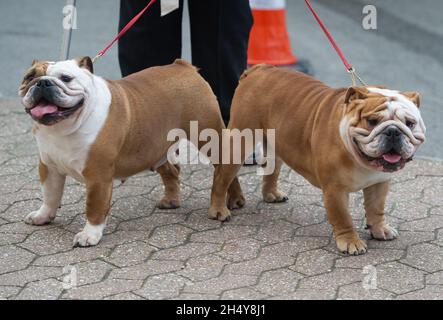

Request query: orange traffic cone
[{"left": 248, "top": 0, "right": 297, "bottom": 66}]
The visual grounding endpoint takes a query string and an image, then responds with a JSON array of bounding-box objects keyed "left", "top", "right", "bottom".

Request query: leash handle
[
  {"left": 305, "top": 0, "right": 366, "bottom": 86},
  {"left": 93, "top": 0, "right": 157, "bottom": 63}
]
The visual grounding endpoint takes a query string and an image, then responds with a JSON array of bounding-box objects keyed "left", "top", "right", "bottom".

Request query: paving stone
[
  {"left": 224, "top": 250, "right": 295, "bottom": 276},
  {"left": 1, "top": 199, "right": 42, "bottom": 222},
  {"left": 182, "top": 210, "right": 222, "bottom": 231},
  {"left": 221, "top": 288, "right": 268, "bottom": 300},
  {"left": 0, "top": 232, "right": 28, "bottom": 246},
  {"left": 177, "top": 254, "right": 229, "bottom": 281},
  {"left": 268, "top": 289, "right": 336, "bottom": 300},
  {"left": 111, "top": 196, "right": 156, "bottom": 220},
  {"left": 110, "top": 260, "right": 184, "bottom": 280},
  {"left": 434, "top": 229, "right": 443, "bottom": 247},
  {"left": 390, "top": 200, "right": 432, "bottom": 221},
  {"left": 173, "top": 293, "right": 220, "bottom": 300},
  {"left": 0, "top": 286, "right": 21, "bottom": 299},
  {"left": 19, "top": 228, "right": 74, "bottom": 256},
  {"left": 389, "top": 176, "right": 436, "bottom": 202},
  {"left": 148, "top": 224, "right": 193, "bottom": 249},
  {"left": 106, "top": 241, "right": 157, "bottom": 267},
  {"left": 0, "top": 266, "right": 62, "bottom": 286},
  {"left": 376, "top": 262, "right": 426, "bottom": 294},
  {"left": 367, "top": 231, "right": 435, "bottom": 249},
  {"left": 256, "top": 269, "right": 303, "bottom": 296},
  {"left": 422, "top": 184, "right": 443, "bottom": 206},
  {"left": 62, "top": 278, "right": 143, "bottom": 300},
  {"left": 254, "top": 220, "right": 295, "bottom": 244},
  {"left": 426, "top": 271, "right": 443, "bottom": 285},
  {"left": 0, "top": 245, "right": 35, "bottom": 274},
  {"left": 401, "top": 243, "right": 443, "bottom": 273},
  {"left": 190, "top": 225, "right": 258, "bottom": 243},
  {"left": 261, "top": 237, "right": 330, "bottom": 257},
  {"left": 183, "top": 273, "right": 257, "bottom": 295},
  {"left": 216, "top": 238, "right": 262, "bottom": 263},
  {"left": 15, "top": 278, "right": 64, "bottom": 300},
  {"left": 400, "top": 215, "right": 443, "bottom": 232},
  {"left": 70, "top": 260, "right": 114, "bottom": 287},
  {"left": 337, "top": 282, "right": 395, "bottom": 300},
  {"left": 152, "top": 242, "right": 221, "bottom": 261},
  {"left": 117, "top": 213, "right": 185, "bottom": 232},
  {"left": 0, "top": 174, "right": 29, "bottom": 195},
  {"left": 104, "top": 292, "right": 144, "bottom": 300},
  {"left": 294, "top": 221, "right": 333, "bottom": 237},
  {"left": 396, "top": 285, "right": 443, "bottom": 300},
  {"left": 0, "top": 221, "right": 55, "bottom": 235},
  {"left": 298, "top": 269, "right": 364, "bottom": 291},
  {"left": 33, "top": 247, "right": 111, "bottom": 267},
  {"left": 335, "top": 249, "right": 404, "bottom": 269},
  {"left": 285, "top": 204, "right": 326, "bottom": 226},
  {"left": 291, "top": 249, "right": 339, "bottom": 276},
  {"left": 135, "top": 274, "right": 188, "bottom": 299}
]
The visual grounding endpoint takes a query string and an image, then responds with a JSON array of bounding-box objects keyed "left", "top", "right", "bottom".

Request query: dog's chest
[
  {"left": 35, "top": 131, "right": 93, "bottom": 182},
  {"left": 351, "top": 169, "right": 392, "bottom": 191}
]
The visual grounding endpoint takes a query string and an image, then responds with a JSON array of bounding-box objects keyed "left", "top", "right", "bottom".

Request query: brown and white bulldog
[
  {"left": 210, "top": 64, "right": 426, "bottom": 255},
  {"left": 19, "top": 57, "right": 243, "bottom": 247}
]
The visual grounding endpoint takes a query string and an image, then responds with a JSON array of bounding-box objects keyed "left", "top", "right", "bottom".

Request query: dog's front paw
[
  {"left": 24, "top": 208, "right": 55, "bottom": 225},
  {"left": 263, "top": 190, "right": 288, "bottom": 203},
  {"left": 208, "top": 206, "right": 231, "bottom": 222},
  {"left": 369, "top": 224, "right": 398, "bottom": 241},
  {"left": 336, "top": 234, "right": 367, "bottom": 255},
  {"left": 156, "top": 196, "right": 180, "bottom": 209},
  {"left": 227, "top": 193, "right": 245, "bottom": 210},
  {"left": 73, "top": 222, "right": 105, "bottom": 247}
]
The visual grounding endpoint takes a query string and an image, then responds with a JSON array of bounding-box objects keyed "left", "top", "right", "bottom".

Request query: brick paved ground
[{"left": 0, "top": 99, "right": 442, "bottom": 300}]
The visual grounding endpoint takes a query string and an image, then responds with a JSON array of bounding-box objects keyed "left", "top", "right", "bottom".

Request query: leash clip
[
  {"left": 347, "top": 67, "right": 367, "bottom": 87},
  {"left": 92, "top": 53, "right": 103, "bottom": 64}
]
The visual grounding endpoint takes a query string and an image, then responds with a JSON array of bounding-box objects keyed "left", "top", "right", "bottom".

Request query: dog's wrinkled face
[
  {"left": 340, "top": 87, "right": 426, "bottom": 172},
  {"left": 19, "top": 57, "right": 94, "bottom": 126}
]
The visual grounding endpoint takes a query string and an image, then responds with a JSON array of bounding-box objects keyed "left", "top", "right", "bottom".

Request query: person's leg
[
  {"left": 188, "top": 0, "right": 253, "bottom": 124},
  {"left": 118, "top": 0, "right": 184, "bottom": 76}
]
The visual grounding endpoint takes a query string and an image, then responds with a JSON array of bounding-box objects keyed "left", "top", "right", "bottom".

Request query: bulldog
[
  {"left": 19, "top": 57, "right": 243, "bottom": 247},
  {"left": 210, "top": 64, "right": 426, "bottom": 255}
]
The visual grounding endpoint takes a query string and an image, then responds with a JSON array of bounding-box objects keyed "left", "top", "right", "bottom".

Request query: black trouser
[{"left": 119, "top": 0, "right": 253, "bottom": 124}]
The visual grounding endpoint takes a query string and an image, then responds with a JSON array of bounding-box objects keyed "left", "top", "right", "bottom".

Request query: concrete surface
[
  {"left": 0, "top": 0, "right": 442, "bottom": 300},
  {"left": 0, "top": 102, "right": 442, "bottom": 300}
]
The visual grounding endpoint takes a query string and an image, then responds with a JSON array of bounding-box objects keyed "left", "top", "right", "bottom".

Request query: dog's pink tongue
[
  {"left": 382, "top": 153, "right": 402, "bottom": 163},
  {"left": 30, "top": 103, "right": 58, "bottom": 119}
]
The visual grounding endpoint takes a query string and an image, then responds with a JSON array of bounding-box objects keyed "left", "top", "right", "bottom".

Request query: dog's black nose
[
  {"left": 36, "top": 79, "right": 53, "bottom": 88},
  {"left": 383, "top": 126, "right": 401, "bottom": 138}
]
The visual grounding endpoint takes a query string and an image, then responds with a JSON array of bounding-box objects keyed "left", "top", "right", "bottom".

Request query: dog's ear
[
  {"left": 402, "top": 91, "right": 420, "bottom": 108},
  {"left": 344, "top": 87, "right": 369, "bottom": 104},
  {"left": 76, "top": 56, "right": 94, "bottom": 73}
]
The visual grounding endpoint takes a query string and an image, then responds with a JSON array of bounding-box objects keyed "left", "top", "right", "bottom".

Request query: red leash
[
  {"left": 92, "top": 0, "right": 157, "bottom": 63},
  {"left": 304, "top": 0, "right": 366, "bottom": 85}
]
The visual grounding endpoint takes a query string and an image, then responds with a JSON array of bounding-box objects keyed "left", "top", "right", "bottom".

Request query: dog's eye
[
  {"left": 60, "top": 75, "right": 73, "bottom": 83},
  {"left": 367, "top": 118, "right": 379, "bottom": 128},
  {"left": 406, "top": 120, "right": 416, "bottom": 129}
]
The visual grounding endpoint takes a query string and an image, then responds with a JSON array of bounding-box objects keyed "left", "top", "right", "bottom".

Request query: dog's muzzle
[{"left": 24, "top": 79, "right": 85, "bottom": 126}]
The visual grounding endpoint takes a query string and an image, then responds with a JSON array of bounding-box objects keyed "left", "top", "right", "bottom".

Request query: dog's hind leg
[
  {"left": 156, "top": 162, "right": 181, "bottom": 209},
  {"left": 262, "top": 156, "right": 288, "bottom": 203}
]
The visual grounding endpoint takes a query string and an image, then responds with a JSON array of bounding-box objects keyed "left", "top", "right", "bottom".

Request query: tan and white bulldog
[
  {"left": 210, "top": 64, "right": 426, "bottom": 255},
  {"left": 19, "top": 57, "right": 243, "bottom": 247}
]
